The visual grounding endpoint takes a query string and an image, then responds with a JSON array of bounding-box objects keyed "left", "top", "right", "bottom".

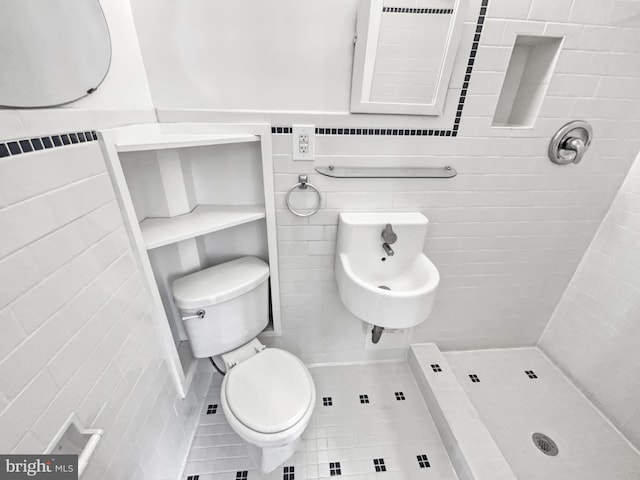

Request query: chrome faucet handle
[
  {"left": 561, "top": 137, "right": 585, "bottom": 164},
  {"left": 382, "top": 224, "right": 397, "bottom": 244}
]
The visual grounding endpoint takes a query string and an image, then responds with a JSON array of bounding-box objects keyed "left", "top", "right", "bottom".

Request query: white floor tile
[
  {"left": 183, "top": 362, "right": 457, "bottom": 480},
  {"left": 443, "top": 348, "right": 640, "bottom": 480}
]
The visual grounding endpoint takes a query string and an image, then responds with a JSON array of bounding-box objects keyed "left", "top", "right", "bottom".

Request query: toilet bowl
[
  {"left": 220, "top": 339, "right": 315, "bottom": 472},
  {"left": 172, "top": 256, "right": 316, "bottom": 472}
]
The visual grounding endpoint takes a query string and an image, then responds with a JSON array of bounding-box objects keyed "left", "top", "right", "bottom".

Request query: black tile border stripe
[
  {"left": 383, "top": 7, "right": 454, "bottom": 14},
  {"left": 0, "top": 130, "right": 98, "bottom": 158},
  {"left": 271, "top": 0, "right": 488, "bottom": 138}
]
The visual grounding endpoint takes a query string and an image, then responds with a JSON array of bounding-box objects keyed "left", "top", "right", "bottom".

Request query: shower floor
[
  {"left": 444, "top": 348, "right": 640, "bottom": 480},
  {"left": 182, "top": 361, "right": 457, "bottom": 480}
]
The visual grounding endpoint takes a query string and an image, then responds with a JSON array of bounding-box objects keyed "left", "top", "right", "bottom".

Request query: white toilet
[{"left": 172, "top": 256, "right": 315, "bottom": 473}]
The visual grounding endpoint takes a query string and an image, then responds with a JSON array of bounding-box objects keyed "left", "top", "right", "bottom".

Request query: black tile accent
[
  {"left": 18, "top": 140, "right": 33, "bottom": 152},
  {"left": 330, "top": 462, "right": 342, "bottom": 476},
  {"left": 236, "top": 471, "right": 248, "bottom": 480},
  {"left": 0, "top": 130, "right": 97, "bottom": 158},
  {"left": 383, "top": 6, "right": 454, "bottom": 14},
  {"left": 395, "top": 391, "right": 406, "bottom": 401},
  {"left": 431, "top": 364, "right": 442, "bottom": 372},
  {"left": 187, "top": 476, "right": 200, "bottom": 480},
  {"left": 359, "top": 394, "right": 370, "bottom": 404},
  {"left": 373, "top": 458, "right": 386, "bottom": 472},
  {"left": 270, "top": 1, "right": 487, "bottom": 138},
  {"left": 469, "top": 374, "right": 481, "bottom": 383},
  {"left": 7, "top": 142, "right": 21, "bottom": 155},
  {"left": 206, "top": 404, "right": 218, "bottom": 414},
  {"left": 323, "top": 397, "right": 333, "bottom": 406},
  {"left": 417, "top": 454, "right": 430, "bottom": 468},
  {"left": 31, "top": 138, "right": 44, "bottom": 150},
  {"left": 525, "top": 370, "right": 538, "bottom": 379},
  {"left": 283, "top": 466, "right": 294, "bottom": 480}
]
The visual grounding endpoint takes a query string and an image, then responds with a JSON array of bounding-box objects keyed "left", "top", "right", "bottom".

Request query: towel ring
[{"left": 286, "top": 175, "right": 322, "bottom": 217}]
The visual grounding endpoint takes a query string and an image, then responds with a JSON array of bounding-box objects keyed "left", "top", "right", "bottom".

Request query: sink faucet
[{"left": 381, "top": 224, "right": 397, "bottom": 256}]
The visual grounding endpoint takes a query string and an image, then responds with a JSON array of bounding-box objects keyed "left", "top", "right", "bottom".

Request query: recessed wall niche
[
  {"left": 492, "top": 35, "right": 563, "bottom": 128},
  {"left": 99, "top": 123, "right": 280, "bottom": 396}
]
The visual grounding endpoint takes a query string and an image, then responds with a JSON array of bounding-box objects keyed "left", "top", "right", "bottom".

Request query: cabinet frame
[{"left": 98, "top": 123, "right": 280, "bottom": 397}]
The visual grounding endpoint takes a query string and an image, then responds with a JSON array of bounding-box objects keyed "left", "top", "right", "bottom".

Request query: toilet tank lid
[{"left": 172, "top": 256, "right": 269, "bottom": 310}]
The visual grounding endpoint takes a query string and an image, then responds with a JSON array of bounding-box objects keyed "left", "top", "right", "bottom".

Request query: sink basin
[{"left": 335, "top": 212, "right": 439, "bottom": 329}]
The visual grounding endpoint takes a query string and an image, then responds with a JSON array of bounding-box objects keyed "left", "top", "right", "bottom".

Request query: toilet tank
[{"left": 172, "top": 256, "right": 270, "bottom": 358}]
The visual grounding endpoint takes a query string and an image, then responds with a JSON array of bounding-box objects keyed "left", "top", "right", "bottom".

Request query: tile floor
[
  {"left": 182, "top": 362, "right": 458, "bottom": 480},
  {"left": 444, "top": 348, "right": 640, "bottom": 480}
]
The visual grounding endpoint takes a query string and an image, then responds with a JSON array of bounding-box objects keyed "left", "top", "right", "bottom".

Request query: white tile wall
[
  {"left": 0, "top": 142, "right": 212, "bottom": 480},
  {"left": 539, "top": 151, "right": 640, "bottom": 450},
  {"left": 148, "top": 0, "right": 640, "bottom": 362}
]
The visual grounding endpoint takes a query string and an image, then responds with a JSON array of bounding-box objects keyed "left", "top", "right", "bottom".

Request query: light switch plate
[{"left": 292, "top": 125, "right": 315, "bottom": 161}]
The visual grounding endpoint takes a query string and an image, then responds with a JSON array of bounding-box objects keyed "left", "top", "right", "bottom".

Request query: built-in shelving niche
[
  {"left": 99, "top": 123, "right": 279, "bottom": 396},
  {"left": 492, "top": 35, "right": 563, "bottom": 128}
]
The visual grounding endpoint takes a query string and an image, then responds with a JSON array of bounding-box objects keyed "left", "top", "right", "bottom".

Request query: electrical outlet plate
[{"left": 292, "top": 125, "right": 315, "bottom": 161}]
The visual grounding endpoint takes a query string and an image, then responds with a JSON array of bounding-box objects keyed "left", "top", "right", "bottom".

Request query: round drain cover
[
  {"left": 378, "top": 285, "right": 391, "bottom": 290},
  {"left": 532, "top": 433, "right": 559, "bottom": 456}
]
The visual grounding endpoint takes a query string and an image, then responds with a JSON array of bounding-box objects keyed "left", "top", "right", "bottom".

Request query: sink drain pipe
[{"left": 372, "top": 325, "right": 384, "bottom": 344}]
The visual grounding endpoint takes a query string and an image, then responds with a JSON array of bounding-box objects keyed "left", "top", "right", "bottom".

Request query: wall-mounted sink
[{"left": 335, "top": 212, "right": 440, "bottom": 336}]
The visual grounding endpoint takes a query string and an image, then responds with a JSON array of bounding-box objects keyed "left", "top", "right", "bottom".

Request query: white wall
[
  {"left": 539, "top": 152, "right": 640, "bottom": 449},
  {"left": 0, "top": 141, "right": 212, "bottom": 479},
  {"left": 1, "top": 0, "right": 155, "bottom": 141},
  {"left": 0, "top": 1, "right": 212, "bottom": 478},
  {"left": 137, "top": 0, "right": 640, "bottom": 362}
]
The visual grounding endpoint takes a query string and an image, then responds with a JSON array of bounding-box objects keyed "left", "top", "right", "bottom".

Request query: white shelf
[
  {"left": 140, "top": 205, "right": 266, "bottom": 250},
  {"left": 116, "top": 133, "right": 259, "bottom": 153}
]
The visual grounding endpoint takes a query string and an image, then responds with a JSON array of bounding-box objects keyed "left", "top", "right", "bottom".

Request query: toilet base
[{"left": 246, "top": 437, "right": 300, "bottom": 473}]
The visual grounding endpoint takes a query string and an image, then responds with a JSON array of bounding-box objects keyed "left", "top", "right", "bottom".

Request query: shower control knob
[{"left": 549, "top": 120, "right": 593, "bottom": 165}]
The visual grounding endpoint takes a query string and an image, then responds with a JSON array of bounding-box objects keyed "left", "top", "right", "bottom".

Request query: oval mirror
[
  {"left": 0, "top": 0, "right": 112, "bottom": 108},
  {"left": 351, "top": 0, "right": 468, "bottom": 115}
]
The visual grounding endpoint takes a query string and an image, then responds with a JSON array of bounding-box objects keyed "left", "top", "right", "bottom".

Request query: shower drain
[
  {"left": 378, "top": 285, "right": 391, "bottom": 290},
  {"left": 532, "top": 433, "right": 559, "bottom": 456}
]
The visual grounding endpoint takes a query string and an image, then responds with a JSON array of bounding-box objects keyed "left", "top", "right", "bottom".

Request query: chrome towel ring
[{"left": 286, "top": 175, "right": 321, "bottom": 217}]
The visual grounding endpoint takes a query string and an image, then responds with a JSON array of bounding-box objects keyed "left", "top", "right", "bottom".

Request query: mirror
[
  {"left": 0, "top": 0, "right": 111, "bottom": 108},
  {"left": 350, "top": 0, "right": 468, "bottom": 115}
]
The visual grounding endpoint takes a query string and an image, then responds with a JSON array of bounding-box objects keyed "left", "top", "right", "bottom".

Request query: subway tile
[
  {"left": 0, "top": 143, "right": 106, "bottom": 208},
  {"left": 0, "top": 313, "right": 70, "bottom": 400},
  {"left": 528, "top": 0, "right": 573, "bottom": 21}
]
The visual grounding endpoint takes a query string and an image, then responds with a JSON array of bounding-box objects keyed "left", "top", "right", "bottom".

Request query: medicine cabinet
[{"left": 99, "top": 123, "right": 280, "bottom": 396}]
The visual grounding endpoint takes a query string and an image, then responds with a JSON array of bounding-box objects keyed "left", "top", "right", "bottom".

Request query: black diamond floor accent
[
  {"left": 283, "top": 465, "right": 294, "bottom": 480},
  {"left": 206, "top": 404, "right": 218, "bottom": 414},
  {"left": 417, "top": 454, "right": 430, "bottom": 468},
  {"left": 359, "top": 394, "right": 370, "bottom": 404},
  {"left": 373, "top": 458, "right": 386, "bottom": 472},
  {"left": 469, "top": 374, "right": 480, "bottom": 383},
  {"left": 323, "top": 397, "right": 333, "bottom": 406},
  {"left": 330, "top": 462, "right": 342, "bottom": 476},
  {"left": 525, "top": 370, "right": 538, "bottom": 379},
  {"left": 236, "top": 471, "right": 248, "bottom": 480},
  {"left": 395, "top": 392, "right": 406, "bottom": 401},
  {"left": 431, "top": 364, "right": 442, "bottom": 372}
]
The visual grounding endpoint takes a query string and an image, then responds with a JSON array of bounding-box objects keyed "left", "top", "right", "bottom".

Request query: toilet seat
[{"left": 224, "top": 348, "right": 314, "bottom": 434}]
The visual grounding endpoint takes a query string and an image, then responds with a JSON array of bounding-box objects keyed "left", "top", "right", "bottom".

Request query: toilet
[{"left": 172, "top": 256, "right": 316, "bottom": 473}]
